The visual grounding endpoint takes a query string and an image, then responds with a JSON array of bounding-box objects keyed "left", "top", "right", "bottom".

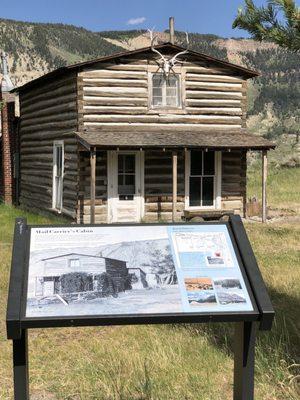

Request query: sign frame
[{"left": 6, "top": 215, "right": 275, "bottom": 400}]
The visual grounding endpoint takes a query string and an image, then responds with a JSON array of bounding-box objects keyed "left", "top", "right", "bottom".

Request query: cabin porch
[{"left": 75, "top": 130, "right": 274, "bottom": 224}]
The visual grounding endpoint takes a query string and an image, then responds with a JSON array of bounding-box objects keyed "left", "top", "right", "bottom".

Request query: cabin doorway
[{"left": 108, "top": 151, "right": 144, "bottom": 223}]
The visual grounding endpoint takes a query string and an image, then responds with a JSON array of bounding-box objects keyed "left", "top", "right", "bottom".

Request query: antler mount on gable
[{"left": 148, "top": 29, "right": 189, "bottom": 76}]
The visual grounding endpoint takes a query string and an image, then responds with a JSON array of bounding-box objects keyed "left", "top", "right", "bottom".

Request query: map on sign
[{"left": 25, "top": 224, "right": 253, "bottom": 318}]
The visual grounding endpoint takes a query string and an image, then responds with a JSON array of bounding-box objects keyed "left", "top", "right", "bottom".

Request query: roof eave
[{"left": 12, "top": 43, "right": 260, "bottom": 93}]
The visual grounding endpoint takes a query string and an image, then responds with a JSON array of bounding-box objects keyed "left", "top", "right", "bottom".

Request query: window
[
  {"left": 152, "top": 73, "right": 180, "bottom": 108},
  {"left": 189, "top": 150, "right": 215, "bottom": 207},
  {"left": 118, "top": 154, "right": 136, "bottom": 200},
  {"left": 69, "top": 259, "right": 80, "bottom": 268},
  {"left": 52, "top": 141, "right": 64, "bottom": 211}
]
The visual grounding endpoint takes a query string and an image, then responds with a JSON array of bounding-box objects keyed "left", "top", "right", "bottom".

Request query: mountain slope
[{"left": 0, "top": 18, "right": 124, "bottom": 85}]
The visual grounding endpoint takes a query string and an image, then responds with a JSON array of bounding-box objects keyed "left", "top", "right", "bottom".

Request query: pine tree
[{"left": 233, "top": 0, "right": 300, "bottom": 51}]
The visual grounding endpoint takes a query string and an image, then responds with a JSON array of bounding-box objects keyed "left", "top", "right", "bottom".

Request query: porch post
[
  {"left": 172, "top": 151, "right": 178, "bottom": 222},
  {"left": 90, "top": 147, "right": 96, "bottom": 224},
  {"left": 262, "top": 150, "right": 267, "bottom": 223}
]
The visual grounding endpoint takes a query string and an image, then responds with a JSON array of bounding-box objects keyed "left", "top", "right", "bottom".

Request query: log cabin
[
  {"left": 9, "top": 26, "right": 275, "bottom": 224},
  {"left": 31, "top": 252, "right": 128, "bottom": 298}
]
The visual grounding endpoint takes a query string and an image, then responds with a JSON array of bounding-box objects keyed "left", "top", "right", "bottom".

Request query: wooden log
[
  {"left": 82, "top": 106, "right": 148, "bottom": 115},
  {"left": 90, "top": 147, "right": 96, "bottom": 224},
  {"left": 83, "top": 87, "right": 147, "bottom": 98},
  {"left": 186, "top": 90, "right": 243, "bottom": 100},
  {"left": 172, "top": 151, "right": 177, "bottom": 222},
  {"left": 82, "top": 215, "right": 108, "bottom": 224},
  {"left": 21, "top": 101, "right": 77, "bottom": 120},
  {"left": 145, "top": 195, "right": 185, "bottom": 203},
  {"left": 186, "top": 99, "right": 241, "bottom": 107},
  {"left": 84, "top": 123, "right": 243, "bottom": 131},
  {"left": 20, "top": 193, "right": 51, "bottom": 207},
  {"left": 185, "top": 107, "right": 242, "bottom": 116},
  {"left": 143, "top": 212, "right": 177, "bottom": 222},
  {"left": 262, "top": 150, "right": 268, "bottom": 223},
  {"left": 82, "top": 78, "right": 147, "bottom": 88},
  {"left": 21, "top": 120, "right": 77, "bottom": 133},
  {"left": 20, "top": 138, "right": 76, "bottom": 149},
  {"left": 82, "top": 96, "right": 148, "bottom": 106},
  {"left": 21, "top": 74, "right": 76, "bottom": 101},
  {"left": 21, "top": 174, "right": 52, "bottom": 185},
  {"left": 186, "top": 82, "right": 243, "bottom": 91},
  {"left": 185, "top": 66, "right": 234, "bottom": 75},
  {"left": 21, "top": 112, "right": 78, "bottom": 127},
  {"left": 21, "top": 94, "right": 77, "bottom": 114},
  {"left": 21, "top": 83, "right": 77, "bottom": 105},
  {"left": 145, "top": 202, "right": 184, "bottom": 213},
  {"left": 83, "top": 114, "right": 242, "bottom": 125},
  {"left": 221, "top": 200, "right": 243, "bottom": 210},
  {"left": 20, "top": 130, "right": 76, "bottom": 141},
  {"left": 83, "top": 204, "right": 107, "bottom": 214},
  {"left": 81, "top": 70, "right": 147, "bottom": 79},
  {"left": 186, "top": 74, "right": 244, "bottom": 83},
  {"left": 87, "top": 63, "right": 148, "bottom": 71}
]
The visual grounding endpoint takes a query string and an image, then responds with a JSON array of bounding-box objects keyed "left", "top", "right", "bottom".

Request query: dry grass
[
  {"left": 0, "top": 168, "right": 299, "bottom": 399},
  {"left": 247, "top": 164, "right": 300, "bottom": 214}
]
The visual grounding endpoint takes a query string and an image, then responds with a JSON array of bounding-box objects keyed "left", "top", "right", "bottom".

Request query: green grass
[
  {"left": 0, "top": 169, "right": 299, "bottom": 399},
  {"left": 247, "top": 163, "right": 300, "bottom": 213}
]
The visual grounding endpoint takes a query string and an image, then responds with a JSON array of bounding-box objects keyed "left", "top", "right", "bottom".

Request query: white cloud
[{"left": 126, "top": 17, "right": 146, "bottom": 26}]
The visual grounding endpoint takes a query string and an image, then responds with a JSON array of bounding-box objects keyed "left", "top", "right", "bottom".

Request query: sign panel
[{"left": 25, "top": 224, "right": 254, "bottom": 318}]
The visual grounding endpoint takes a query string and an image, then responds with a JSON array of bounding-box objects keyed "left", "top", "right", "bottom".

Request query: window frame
[
  {"left": 69, "top": 259, "right": 80, "bottom": 269},
  {"left": 52, "top": 140, "right": 64, "bottom": 212},
  {"left": 151, "top": 73, "right": 181, "bottom": 109},
  {"left": 147, "top": 66, "right": 186, "bottom": 114},
  {"left": 185, "top": 150, "right": 222, "bottom": 210},
  {"left": 117, "top": 153, "right": 136, "bottom": 201}
]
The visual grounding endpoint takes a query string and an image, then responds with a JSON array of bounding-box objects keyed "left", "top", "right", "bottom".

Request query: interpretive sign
[
  {"left": 26, "top": 224, "right": 253, "bottom": 318},
  {"left": 7, "top": 216, "right": 274, "bottom": 400}
]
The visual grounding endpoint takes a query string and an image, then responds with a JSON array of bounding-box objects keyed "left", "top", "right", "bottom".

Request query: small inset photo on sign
[
  {"left": 184, "top": 277, "right": 214, "bottom": 291},
  {"left": 213, "top": 278, "right": 246, "bottom": 305},
  {"left": 184, "top": 277, "right": 217, "bottom": 307},
  {"left": 206, "top": 254, "right": 224, "bottom": 266}
]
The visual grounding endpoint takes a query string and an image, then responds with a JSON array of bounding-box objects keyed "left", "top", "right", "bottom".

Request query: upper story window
[
  {"left": 151, "top": 73, "right": 181, "bottom": 108},
  {"left": 69, "top": 259, "right": 80, "bottom": 268}
]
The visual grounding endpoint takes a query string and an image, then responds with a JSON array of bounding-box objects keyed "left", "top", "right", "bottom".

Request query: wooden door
[{"left": 108, "top": 151, "right": 144, "bottom": 223}]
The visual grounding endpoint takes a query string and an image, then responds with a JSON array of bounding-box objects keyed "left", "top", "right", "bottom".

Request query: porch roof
[{"left": 75, "top": 130, "right": 275, "bottom": 151}]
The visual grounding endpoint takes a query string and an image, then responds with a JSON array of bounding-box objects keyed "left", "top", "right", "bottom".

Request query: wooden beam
[
  {"left": 262, "top": 150, "right": 268, "bottom": 223},
  {"left": 172, "top": 151, "right": 178, "bottom": 222},
  {"left": 90, "top": 147, "right": 96, "bottom": 224}
]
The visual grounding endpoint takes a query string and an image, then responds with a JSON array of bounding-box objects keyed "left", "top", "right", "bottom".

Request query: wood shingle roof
[{"left": 76, "top": 130, "right": 275, "bottom": 150}]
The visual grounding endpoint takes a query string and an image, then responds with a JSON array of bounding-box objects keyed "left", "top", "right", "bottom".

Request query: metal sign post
[{"left": 7, "top": 216, "right": 274, "bottom": 400}]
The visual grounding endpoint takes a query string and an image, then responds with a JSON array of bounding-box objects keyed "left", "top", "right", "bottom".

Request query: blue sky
[{"left": 1, "top": 0, "right": 297, "bottom": 38}]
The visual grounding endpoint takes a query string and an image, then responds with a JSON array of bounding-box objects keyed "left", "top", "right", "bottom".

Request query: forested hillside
[{"left": 0, "top": 18, "right": 299, "bottom": 143}]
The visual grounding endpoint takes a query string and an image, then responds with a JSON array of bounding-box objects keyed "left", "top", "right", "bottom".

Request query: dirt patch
[{"left": 31, "top": 391, "right": 57, "bottom": 400}]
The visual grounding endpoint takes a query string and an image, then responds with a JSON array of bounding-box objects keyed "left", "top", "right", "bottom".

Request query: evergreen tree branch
[{"left": 233, "top": 0, "right": 300, "bottom": 51}]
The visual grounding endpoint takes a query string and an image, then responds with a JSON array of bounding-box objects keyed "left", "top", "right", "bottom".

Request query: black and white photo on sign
[
  {"left": 213, "top": 278, "right": 246, "bottom": 305},
  {"left": 26, "top": 226, "right": 182, "bottom": 317}
]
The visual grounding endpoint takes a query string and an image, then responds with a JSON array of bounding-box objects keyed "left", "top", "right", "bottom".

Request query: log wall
[
  {"left": 144, "top": 150, "right": 185, "bottom": 222},
  {"left": 221, "top": 150, "right": 247, "bottom": 215},
  {"left": 78, "top": 52, "right": 247, "bottom": 135},
  {"left": 76, "top": 149, "right": 247, "bottom": 223},
  {"left": 19, "top": 72, "right": 78, "bottom": 218},
  {"left": 77, "top": 151, "right": 108, "bottom": 224}
]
